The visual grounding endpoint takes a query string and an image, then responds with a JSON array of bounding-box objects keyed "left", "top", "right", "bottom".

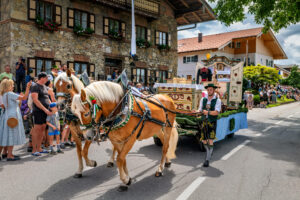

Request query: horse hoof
[
  {"left": 93, "top": 161, "right": 97, "bottom": 167},
  {"left": 107, "top": 162, "right": 114, "bottom": 168},
  {"left": 155, "top": 172, "right": 163, "bottom": 177},
  {"left": 126, "top": 178, "right": 132, "bottom": 186},
  {"left": 165, "top": 162, "right": 171, "bottom": 168},
  {"left": 118, "top": 185, "right": 128, "bottom": 192},
  {"left": 74, "top": 173, "right": 82, "bottom": 178}
]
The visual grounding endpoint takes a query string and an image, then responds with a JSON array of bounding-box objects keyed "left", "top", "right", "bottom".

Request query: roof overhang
[
  {"left": 166, "top": 0, "right": 216, "bottom": 26},
  {"left": 259, "top": 30, "right": 288, "bottom": 60}
]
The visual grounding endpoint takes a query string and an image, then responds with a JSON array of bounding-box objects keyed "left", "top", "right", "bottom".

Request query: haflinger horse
[
  {"left": 54, "top": 70, "right": 98, "bottom": 178},
  {"left": 71, "top": 81, "right": 178, "bottom": 191}
]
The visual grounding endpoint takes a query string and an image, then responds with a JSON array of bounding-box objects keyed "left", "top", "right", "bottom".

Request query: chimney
[{"left": 198, "top": 33, "right": 203, "bottom": 43}]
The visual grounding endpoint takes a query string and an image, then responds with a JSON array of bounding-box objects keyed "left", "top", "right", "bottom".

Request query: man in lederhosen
[{"left": 199, "top": 83, "right": 221, "bottom": 167}]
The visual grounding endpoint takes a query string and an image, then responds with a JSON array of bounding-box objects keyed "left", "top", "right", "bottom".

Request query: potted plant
[
  {"left": 157, "top": 44, "right": 171, "bottom": 51},
  {"left": 35, "top": 16, "right": 59, "bottom": 32},
  {"left": 136, "top": 39, "right": 151, "bottom": 48},
  {"left": 108, "top": 30, "right": 123, "bottom": 40},
  {"left": 73, "top": 25, "right": 94, "bottom": 36}
]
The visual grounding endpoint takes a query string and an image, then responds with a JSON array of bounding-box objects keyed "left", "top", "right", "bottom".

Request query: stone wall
[
  {"left": 0, "top": 0, "right": 12, "bottom": 72},
  {"left": 0, "top": 22, "right": 11, "bottom": 72},
  {"left": 6, "top": 0, "right": 178, "bottom": 79},
  {"left": 0, "top": 0, "right": 11, "bottom": 21}
]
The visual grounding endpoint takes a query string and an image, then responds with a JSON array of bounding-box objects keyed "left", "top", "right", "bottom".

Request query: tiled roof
[{"left": 178, "top": 27, "right": 263, "bottom": 53}]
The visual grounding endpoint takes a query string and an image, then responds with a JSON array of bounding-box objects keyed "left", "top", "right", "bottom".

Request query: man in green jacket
[
  {"left": 199, "top": 83, "right": 221, "bottom": 167},
  {"left": 0, "top": 65, "right": 13, "bottom": 82}
]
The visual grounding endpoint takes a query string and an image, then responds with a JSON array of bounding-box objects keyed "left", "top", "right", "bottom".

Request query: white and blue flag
[{"left": 130, "top": 0, "right": 136, "bottom": 57}]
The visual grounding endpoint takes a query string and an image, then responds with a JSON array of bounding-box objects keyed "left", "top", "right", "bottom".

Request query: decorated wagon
[{"left": 154, "top": 56, "right": 248, "bottom": 151}]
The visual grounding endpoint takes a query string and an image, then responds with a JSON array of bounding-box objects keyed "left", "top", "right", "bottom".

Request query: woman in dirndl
[{"left": 0, "top": 79, "right": 32, "bottom": 161}]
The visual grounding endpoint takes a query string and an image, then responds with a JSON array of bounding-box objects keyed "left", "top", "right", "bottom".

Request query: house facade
[
  {"left": 177, "top": 28, "right": 287, "bottom": 79},
  {"left": 0, "top": 0, "right": 215, "bottom": 84}
]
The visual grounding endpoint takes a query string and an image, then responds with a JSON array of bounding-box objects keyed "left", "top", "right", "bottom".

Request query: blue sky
[{"left": 177, "top": 5, "right": 300, "bottom": 66}]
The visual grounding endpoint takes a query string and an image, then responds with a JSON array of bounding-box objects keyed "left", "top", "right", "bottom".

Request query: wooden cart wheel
[
  {"left": 227, "top": 133, "right": 235, "bottom": 138},
  {"left": 153, "top": 137, "right": 163, "bottom": 146}
]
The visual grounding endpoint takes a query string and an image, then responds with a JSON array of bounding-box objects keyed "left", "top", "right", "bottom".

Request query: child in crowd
[
  {"left": 46, "top": 103, "right": 63, "bottom": 154},
  {"left": 21, "top": 100, "right": 32, "bottom": 135}
]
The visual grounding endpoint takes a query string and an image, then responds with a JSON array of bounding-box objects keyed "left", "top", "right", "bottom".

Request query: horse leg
[
  {"left": 165, "top": 123, "right": 178, "bottom": 168},
  {"left": 155, "top": 127, "right": 172, "bottom": 177},
  {"left": 107, "top": 145, "right": 117, "bottom": 168},
  {"left": 115, "top": 137, "right": 136, "bottom": 192},
  {"left": 82, "top": 140, "right": 97, "bottom": 167},
  {"left": 69, "top": 124, "right": 84, "bottom": 178}
]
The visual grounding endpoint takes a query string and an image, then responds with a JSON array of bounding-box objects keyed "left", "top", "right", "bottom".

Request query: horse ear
[
  {"left": 80, "top": 89, "right": 86, "bottom": 102},
  {"left": 67, "top": 69, "right": 71, "bottom": 77}
]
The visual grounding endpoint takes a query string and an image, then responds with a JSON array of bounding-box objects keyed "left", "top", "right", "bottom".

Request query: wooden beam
[
  {"left": 183, "top": 16, "right": 190, "bottom": 24},
  {"left": 165, "top": 0, "right": 176, "bottom": 10},
  {"left": 175, "top": 6, "right": 203, "bottom": 17},
  {"left": 179, "top": 15, "right": 190, "bottom": 24},
  {"left": 180, "top": 0, "right": 189, "bottom": 8},
  {"left": 192, "top": 12, "right": 202, "bottom": 22}
]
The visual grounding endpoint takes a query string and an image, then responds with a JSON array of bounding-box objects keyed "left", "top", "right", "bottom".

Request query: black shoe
[
  {"left": 64, "top": 142, "right": 71, "bottom": 146},
  {"left": 27, "top": 147, "right": 32, "bottom": 152},
  {"left": 203, "top": 160, "right": 209, "bottom": 167},
  {"left": 2, "top": 154, "right": 7, "bottom": 159},
  {"left": 70, "top": 143, "right": 76, "bottom": 148},
  {"left": 57, "top": 149, "right": 64, "bottom": 154},
  {"left": 7, "top": 157, "right": 21, "bottom": 161}
]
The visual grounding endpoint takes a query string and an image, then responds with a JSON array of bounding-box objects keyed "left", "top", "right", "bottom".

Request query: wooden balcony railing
[{"left": 95, "top": 0, "right": 160, "bottom": 18}]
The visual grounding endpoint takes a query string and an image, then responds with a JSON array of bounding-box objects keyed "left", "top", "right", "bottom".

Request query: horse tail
[{"left": 166, "top": 121, "right": 179, "bottom": 160}]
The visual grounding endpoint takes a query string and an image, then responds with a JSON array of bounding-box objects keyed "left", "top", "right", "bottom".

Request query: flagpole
[{"left": 131, "top": 0, "right": 136, "bottom": 57}]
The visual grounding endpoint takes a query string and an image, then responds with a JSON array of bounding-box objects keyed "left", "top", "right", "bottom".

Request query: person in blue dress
[{"left": 0, "top": 79, "right": 32, "bottom": 161}]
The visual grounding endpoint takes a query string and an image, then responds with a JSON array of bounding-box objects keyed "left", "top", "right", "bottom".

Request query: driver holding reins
[{"left": 198, "top": 83, "right": 221, "bottom": 167}]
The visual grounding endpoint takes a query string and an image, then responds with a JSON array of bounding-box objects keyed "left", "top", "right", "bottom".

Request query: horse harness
[{"left": 80, "top": 89, "right": 174, "bottom": 142}]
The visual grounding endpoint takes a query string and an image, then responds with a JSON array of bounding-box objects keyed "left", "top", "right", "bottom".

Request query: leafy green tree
[
  {"left": 281, "top": 66, "right": 300, "bottom": 89},
  {"left": 209, "top": 0, "right": 300, "bottom": 32},
  {"left": 243, "top": 64, "right": 281, "bottom": 90}
]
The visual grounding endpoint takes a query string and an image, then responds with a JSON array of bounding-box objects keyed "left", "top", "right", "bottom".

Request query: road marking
[
  {"left": 263, "top": 126, "right": 274, "bottom": 132},
  {"left": 176, "top": 177, "right": 206, "bottom": 200},
  {"left": 221, "top": 140, "right": 251, "bottom": 161},
  {"left": 255, "top": 133, "right": 262, "bottom": 137},
  {"left": 275, "top": 121, "right": 283, "bottom": 125}
]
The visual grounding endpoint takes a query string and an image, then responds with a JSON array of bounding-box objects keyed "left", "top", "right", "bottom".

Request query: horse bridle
[{"left": 56, "top": 77, "right": 75, "bottom": 123}]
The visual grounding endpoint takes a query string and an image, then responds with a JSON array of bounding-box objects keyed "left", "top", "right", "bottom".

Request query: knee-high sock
[
  {"left": 208, "top": 144, "right": 214, "bottom": 160},
  {"left": 204, "top": 144, "right": 210, "bottom": 161}
]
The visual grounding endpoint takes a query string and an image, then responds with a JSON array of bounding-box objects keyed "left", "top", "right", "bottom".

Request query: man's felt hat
[{"left": 205, "top": 83, "right": 218, "bottom": 89}]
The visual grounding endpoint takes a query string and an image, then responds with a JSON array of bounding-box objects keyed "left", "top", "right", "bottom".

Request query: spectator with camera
[{"left": 16, "top": 57, "right": 27, "bottom": 93}]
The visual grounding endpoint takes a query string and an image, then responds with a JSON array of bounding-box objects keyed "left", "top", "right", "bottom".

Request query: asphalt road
[{"left": 0, "top": 102, "right": 300, "bottom": 200}]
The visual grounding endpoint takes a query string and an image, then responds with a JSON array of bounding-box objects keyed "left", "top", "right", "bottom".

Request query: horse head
[
  {"left": 71, "top": 81, "right": 124, "bottom": 132},
  {"left": 54, "top": 69, "right": 84, "bottom": 111},
  {"left": 71, "top": 89, "right": 103, "bottom": 131}
]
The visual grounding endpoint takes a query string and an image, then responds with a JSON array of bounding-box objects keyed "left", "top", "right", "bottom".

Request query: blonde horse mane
[
  {"left": 71, "top": 81, "right": 124, "bottom": 115},
  {"left": 54, "top": 72, "right": 85, "bottom": 92}
]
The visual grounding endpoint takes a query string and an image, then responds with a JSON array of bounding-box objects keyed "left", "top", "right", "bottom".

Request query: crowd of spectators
[
  {"left": 0, "top": 60, "right": 76, "bottom": 162},
  {"left": 244, "top": 84, "right": 300, "bottom": 109}
]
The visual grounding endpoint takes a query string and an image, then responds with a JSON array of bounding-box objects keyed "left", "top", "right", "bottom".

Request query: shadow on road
[
  {"left": 136, "top": 134, "right": 250, "bottom": 169},
  {"left": 96, "top": 170, "right": 176, "bottom": 200},
  {"left": 38, "top": 164, "right": 118, "bottom": 200}
]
